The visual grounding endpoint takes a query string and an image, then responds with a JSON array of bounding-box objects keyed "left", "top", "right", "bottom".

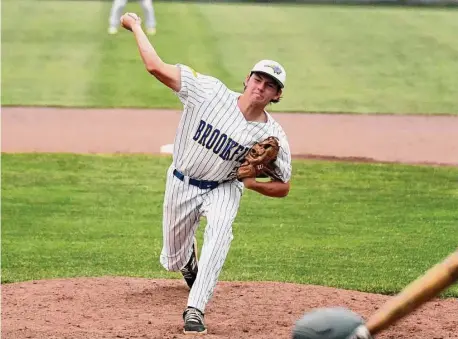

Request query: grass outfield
[
  {"left": 2, "top": 0, "right": 458, "bottom": 114},
  {"left": 2, "top": 154, "right": 457, "bottom": 297}
]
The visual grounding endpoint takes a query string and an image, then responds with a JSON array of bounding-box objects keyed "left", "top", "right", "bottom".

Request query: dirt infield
[
  {"left": 3, "top": 107, "right": 458, "bottom": 165},
  {"left": 2, "top": 277, "right": 457, "bottom": 339},
  {"left": 2, "top": 106, "right": 458, "bottom": 339}
]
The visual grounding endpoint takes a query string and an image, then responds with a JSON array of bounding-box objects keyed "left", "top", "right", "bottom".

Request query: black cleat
[
  {"left": 183, "top": 306, "right": 207, "bottom": 335},
  {"left": 180, "top": 237, "right": 198, "bottom": 289}
]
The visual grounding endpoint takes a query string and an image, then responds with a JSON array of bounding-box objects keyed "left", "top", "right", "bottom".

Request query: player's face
[{"left": 245, "top": 73, "right": 282, "bottom": 106}]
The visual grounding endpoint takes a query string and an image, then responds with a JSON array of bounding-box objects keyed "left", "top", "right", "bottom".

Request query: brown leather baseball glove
[{"left": 236, "top": 136, "right": 281, "bottom": 181}]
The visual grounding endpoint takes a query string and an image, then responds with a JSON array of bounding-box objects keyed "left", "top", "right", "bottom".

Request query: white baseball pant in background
[{"left": 109, "top": 0, "right": 156, "bottom": 29}]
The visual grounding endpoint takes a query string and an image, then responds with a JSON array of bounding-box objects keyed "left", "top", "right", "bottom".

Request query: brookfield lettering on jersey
[{"left": 193, "top": 119, "right": 250, "bottom": 162}]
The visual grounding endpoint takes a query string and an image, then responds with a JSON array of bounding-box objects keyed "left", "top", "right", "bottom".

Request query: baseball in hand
[{"left": 120, "top": 12, "right": 142, "bottom": 31}]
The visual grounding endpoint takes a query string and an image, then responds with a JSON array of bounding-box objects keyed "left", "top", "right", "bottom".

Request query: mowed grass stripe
[
  {"left": 87, "top": 2, "right": 232, "bottom": 108},
  {"left": 199, "top": 4, "right": 356, "bottom": 112},
  {"left": 2, "top": 1, "right": 457, "bottom": 114},
  {"left": 1, "top": 0, "right": 107, "bottom": 106},
  {"left": 199, "top": 4, "right": 458, "bottom": 114},
  {"left": 2, "top": 154, "right": 457, "bottom": 297}
]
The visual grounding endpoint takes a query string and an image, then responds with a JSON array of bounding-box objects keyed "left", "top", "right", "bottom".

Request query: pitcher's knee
[
  {"left": 160, "top": 253, "right": 186, "bottom": 272},
  {"left": 160, "top": 258, "right": 179, "bottom": 272},
  {"left": 206, "top": 225, "right": 234, "bottom": 244}
]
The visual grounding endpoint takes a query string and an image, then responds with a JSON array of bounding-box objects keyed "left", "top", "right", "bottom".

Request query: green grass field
[
  {"left": 2, "top": 154, "right": 457, "bottom": 297},
  {"left": 2, "top": 0, "right": 458, "bottom": 114}
]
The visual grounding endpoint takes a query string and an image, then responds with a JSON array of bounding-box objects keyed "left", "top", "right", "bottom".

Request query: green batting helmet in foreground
[{"left": 292, "top": 307, "right": 365, "bottom": 339}]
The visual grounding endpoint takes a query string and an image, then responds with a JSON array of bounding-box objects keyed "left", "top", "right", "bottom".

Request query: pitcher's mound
[{"left": 2, "top": 277, "right": 457, "bottom": 339}]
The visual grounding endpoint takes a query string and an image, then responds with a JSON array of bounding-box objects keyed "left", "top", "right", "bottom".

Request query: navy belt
[{"left": 173, "top": 169, "right": 220, "bottom": 190}]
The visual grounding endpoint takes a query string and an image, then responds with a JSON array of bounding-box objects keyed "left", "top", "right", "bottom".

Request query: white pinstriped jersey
[{"left": 171, "top": 64, "right": 292, "bottom": 183}]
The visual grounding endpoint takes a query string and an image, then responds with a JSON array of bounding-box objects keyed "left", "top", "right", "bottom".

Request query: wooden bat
[{"left": 366, "top": 249, "right": 458, "bottom": 336}]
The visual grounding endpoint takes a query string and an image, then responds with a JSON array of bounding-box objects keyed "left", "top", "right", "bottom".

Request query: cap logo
[{"left": 265, "top": 64, "right": 283, "bottom": 75}]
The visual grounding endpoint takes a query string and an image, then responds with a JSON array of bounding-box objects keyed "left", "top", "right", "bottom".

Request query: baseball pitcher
[{"left": 120, "top": 12, "right": 292, "bottom": 335}]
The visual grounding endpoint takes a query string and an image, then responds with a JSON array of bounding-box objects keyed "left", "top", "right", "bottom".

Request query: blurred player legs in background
[{"left": 108, "top": 0, "right": 157, "bottom": 35}]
